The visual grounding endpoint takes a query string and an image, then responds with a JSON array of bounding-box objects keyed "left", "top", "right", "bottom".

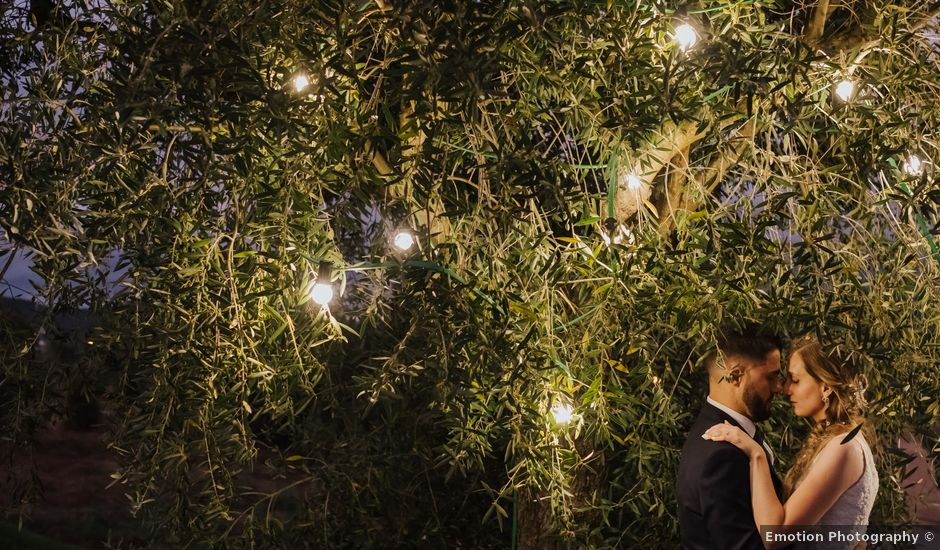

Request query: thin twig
[{"left": 0, "top": 245, "right": 18, "bottom": 283}]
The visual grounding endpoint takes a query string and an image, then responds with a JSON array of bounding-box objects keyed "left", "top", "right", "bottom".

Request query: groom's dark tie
[{"left": 753, "top": 428, "right": 774, "bottom": 465}]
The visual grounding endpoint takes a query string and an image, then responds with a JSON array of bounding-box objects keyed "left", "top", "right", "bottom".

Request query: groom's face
[{"left": 739, "top": 349, "right": 783, "bottom": 422}]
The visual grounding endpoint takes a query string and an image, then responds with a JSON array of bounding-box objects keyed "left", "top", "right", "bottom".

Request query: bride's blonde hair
[{"left": 783, "top": 334, "right": 874, "bottom": 498}]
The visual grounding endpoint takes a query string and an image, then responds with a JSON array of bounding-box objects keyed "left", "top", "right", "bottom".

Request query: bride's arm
[
  {"left": 705, "top": 425, "right": 865, "bottom": 549},
  {"left": 744, "top": 452, "right": 783, "bottom": 528}
]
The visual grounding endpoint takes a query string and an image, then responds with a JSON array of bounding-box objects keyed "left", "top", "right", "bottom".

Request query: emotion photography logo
[{"left": 760, "top": 525, "right": 938, "bottom": 548}]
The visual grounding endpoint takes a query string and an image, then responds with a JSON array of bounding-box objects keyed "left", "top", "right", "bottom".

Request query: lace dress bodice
[{"left": 798, "top": 434, "right": 879, "bottom": 550}]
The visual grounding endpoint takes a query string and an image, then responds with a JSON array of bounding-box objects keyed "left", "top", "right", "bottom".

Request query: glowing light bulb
[
  {"left": 902, "top": 154, "right": 923, "bottom": 176},
  {"left": 309, "top": 282, "right": 333, "bottom": 305},
  {"left": 674, "top": 24, "right": 698, "bottom": 51},
  {"left": 602, "top": 224, "right": 634, "bottom": 246},
  {"left": 625, "top": 172, "right": 642, "bottom": 191},
  {"left": 551, "top": 402, "right": 574, "bottom": 425},
  {"left": 293, "top": 74, "right": 310, "bottom": 93},
  {"left": 393, "top": 231, "right": 414, "bottom": 251},
  {"left": 834, "top": 79, "right": 855, "bottom": 102}
]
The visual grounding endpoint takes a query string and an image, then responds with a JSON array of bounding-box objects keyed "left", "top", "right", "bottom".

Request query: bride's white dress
[{"left": 797, "top": 434, "right": 879, "bottom": 549}]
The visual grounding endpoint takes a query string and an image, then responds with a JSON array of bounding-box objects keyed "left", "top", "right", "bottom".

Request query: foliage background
[{"left": 2, "top": 0, "right": 940, "bottom": 547}]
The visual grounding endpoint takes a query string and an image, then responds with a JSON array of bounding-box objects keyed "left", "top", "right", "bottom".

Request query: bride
[{"left": 704, "top": 334, "right": 878, "bottom": 550}]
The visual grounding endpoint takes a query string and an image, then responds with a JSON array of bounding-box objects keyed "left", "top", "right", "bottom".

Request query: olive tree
[{"left": 2, "top": 0, "right": 940, "bottom": 547}]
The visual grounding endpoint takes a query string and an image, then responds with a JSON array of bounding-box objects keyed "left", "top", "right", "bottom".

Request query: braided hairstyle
[{"left": 783, "top": 334, "right": 873, "bottom": 498}]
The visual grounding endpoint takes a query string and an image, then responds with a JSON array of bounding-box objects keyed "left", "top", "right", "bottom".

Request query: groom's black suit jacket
[{"left": 677, "top": 402, "right": 784, "bottom": 550}]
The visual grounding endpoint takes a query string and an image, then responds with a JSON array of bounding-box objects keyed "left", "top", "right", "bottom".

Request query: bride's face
[{"left": 785, "top": 353, "right": 827, "bottom": 421}]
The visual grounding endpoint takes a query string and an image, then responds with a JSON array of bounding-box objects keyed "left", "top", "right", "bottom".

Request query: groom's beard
[{"left": 743, "top": 386, "right": 773, "bottom": 422}]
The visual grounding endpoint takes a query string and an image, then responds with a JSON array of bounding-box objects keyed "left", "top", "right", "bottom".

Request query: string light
[
  {"left": 393, "top": 230, "right": 415, "bottom": 251},
  {"left": 309, "top": 261, "right": 334, "bottom": 306},
  {"left": 625, "top": 172, "right": 643, "bottom": 191},
  {"left": 292, "top": 73, "right": 310, "bottom": 93},
  {"left": 601, "top": 220, "right": 635, "bottom": 247},
  {"left": 309, "top": 282, "right": 333, "bottom": 305},
  {"left": 673, "top": 23, "right": 698, "bottom": 51},
  {"left": 834, "top": 79, "right": 855, "bottom": 102},
  {"left": 902, "top": 154, "right": 923, "bottom": 176},
  {"left": 551, "top": 401, "right": 574, "bottom": 425}
]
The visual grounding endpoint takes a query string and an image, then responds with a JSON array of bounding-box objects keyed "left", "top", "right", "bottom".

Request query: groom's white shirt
[{"left": 707, "top": 396, "right": 775, "bottom": 464}]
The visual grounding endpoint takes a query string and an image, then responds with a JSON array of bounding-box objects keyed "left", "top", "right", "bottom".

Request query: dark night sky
[
  {"left": 1, "top": 229, "right": 128, "bottom": 302},
  {"left": 0, "top": 236, "right": 37, "bottom": 299}
]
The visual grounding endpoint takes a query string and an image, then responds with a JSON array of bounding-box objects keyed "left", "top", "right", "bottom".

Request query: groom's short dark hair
[{"left": 705, "top": 325, "right": 782, "bottom": 373}]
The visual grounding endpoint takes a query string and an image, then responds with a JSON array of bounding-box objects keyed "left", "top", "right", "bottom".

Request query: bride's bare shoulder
[
  {"left": 813, "top": 431, "right": 865, "bottom": 475},
  {"left": 823, "top": 429, "right": 868, "bottom": 451}
]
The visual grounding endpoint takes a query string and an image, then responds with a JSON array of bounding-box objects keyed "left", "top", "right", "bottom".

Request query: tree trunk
[{"left": 517, "top": 443, "right": 606, "bottom": 549}]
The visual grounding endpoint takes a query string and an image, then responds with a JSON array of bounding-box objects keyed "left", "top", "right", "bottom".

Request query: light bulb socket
[
  {"left": 604, "top": 217, "right": 618, "bottom": 234},
  {"left": 317, "top": 261, "right": 332, "bottom": 282}
]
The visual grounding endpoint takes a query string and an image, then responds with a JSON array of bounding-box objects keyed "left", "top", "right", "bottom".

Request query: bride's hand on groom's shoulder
[{"left": 703, "top": 421, "right": 764, "bottom": 461}]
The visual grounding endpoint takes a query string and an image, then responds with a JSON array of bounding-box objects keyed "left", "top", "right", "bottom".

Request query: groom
[{"left": 678, "top": 328, "right": 786, "bottom": 549}]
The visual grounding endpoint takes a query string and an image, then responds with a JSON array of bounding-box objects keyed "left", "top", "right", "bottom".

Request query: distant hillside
[
  {"left": 0, "top": 296, "right": 97, "bottom": 334},
  {"left": 0, "top": 295, "right": 40, "bottom": 324}
]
